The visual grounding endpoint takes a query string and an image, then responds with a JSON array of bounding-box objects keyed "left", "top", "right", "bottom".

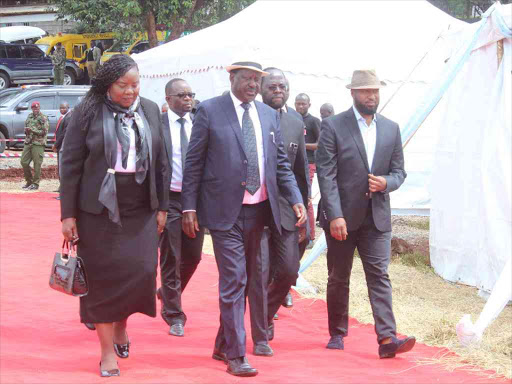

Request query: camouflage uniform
[
  {"left": 50, "top": 46, "right": 66, "bottom": 85},
  {"left": 20, "top": 112, "right": 49, "bottom": 187}
]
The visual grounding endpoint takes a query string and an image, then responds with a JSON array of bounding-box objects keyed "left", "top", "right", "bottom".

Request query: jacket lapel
[
  {"left": 220, "top": 94, "right": 246, "bottom": 157},
  {"left": 372, "top": 115, "right": 385, "bottom": 173},
  {"left": 346, "top": 108, "right": 370, "bottom": 172},
  {"left": 255, "top": 101, "right": 269, "bottom": 162},
  {"left": 160, "top": 112, "right": 173, "bottom": 173}
]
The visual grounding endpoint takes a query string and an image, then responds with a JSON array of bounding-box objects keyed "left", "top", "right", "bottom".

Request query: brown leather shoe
[
  {"left": 282, "top": 292, "right": 293, "bottom": 308},
  {"left": 379, "top": 336, "right": 416, "bottom": 358},
  {"left": 253, "top": 343, "right": 273, "bottom": 357},
  {"left": 227, "top": 357, "right": 258, "bottom": 377},
  {"left": 212, "top": 349, "right": 228, "bottom": 364}
]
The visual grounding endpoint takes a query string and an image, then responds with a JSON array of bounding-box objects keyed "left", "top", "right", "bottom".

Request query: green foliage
[
  {"left": 54, "top": 0, "right": 257, "bottom": 45},
  {"left": 427, "top": 0, "right": 512, "bottom": 22}
]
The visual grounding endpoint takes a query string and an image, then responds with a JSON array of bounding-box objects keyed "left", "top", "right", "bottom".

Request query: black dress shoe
[
  {"left": 27, "top": 184, "right": 39, "bottom": 190},
  {"left": 227, "top": 357, "right": 258, "bottom": 377},
  {"left": 267, "top": 321, "right": 274, "bottom": 341},
  {"left": 212, "top": 349, "right": 228, "bottom": 364},
  {"left": 282, "top": 292, "right": 293, "bottom": 308},
  {"left": 84, "top": 322, "right": 96, "bottom": 331},
  {"left": 99, "top": 362, "right": 120, "bottom": 377},
  {"left": 378, "top": 336, "right": 416, "bottom": 359},
  {"left": 113, "top": 333, "right": 130, "bottom": 359},
  {"left": 253, "top": 343, "right": 273, "bottom": 357},
  {"left": 326, "top": 335, "right": 344, "bottom": 350},
  {"left": 22, "top": 183, "right": 31, "bottom": 189},
  {"left": 169, "top": 323, "right": 184, "bottom": 337}
]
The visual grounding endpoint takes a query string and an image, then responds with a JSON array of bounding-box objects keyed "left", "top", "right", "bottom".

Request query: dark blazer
[
  {"left": 160, "top": 112, "right": 174, "bottom": 185},
  {"left": 60, "top": 97, "right": 169, "bottom": 220},
  {"left": 286, "top": 105, "right": 303, "bottom": 121},
  {"left": 54, "top": 111, "right": 72, "bottom": 151},
  {"left": 316, "top": 107, "right": 406, "bottom": 232},
  {"left": 182, "top": 93, "right": 302, "bottom": 232},
  {"left": 277, "top": 112, "right": 309, "bottom": 231}
]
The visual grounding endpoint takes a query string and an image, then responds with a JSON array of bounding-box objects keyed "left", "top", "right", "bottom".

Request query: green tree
[
  {"left": 53, "top": 0, "right": 256, "bottom": 47},
  {"left": 428, "top": 0, "right": 511, "bottom": 22}
]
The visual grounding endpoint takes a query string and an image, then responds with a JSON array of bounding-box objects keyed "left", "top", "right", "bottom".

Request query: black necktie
[
  {"left": 178, "top": 117, "right": 188, "bottom": 171},
  {"left": 241, "top": 103, "right": 260, "bottom": 195}
]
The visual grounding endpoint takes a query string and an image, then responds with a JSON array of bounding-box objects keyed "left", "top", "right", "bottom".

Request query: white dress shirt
[
  {"left": 353, "top": 105, "right": 377, "bottom": 171},
  {"left": 167, "top": 109, "right": 192, "bottom": 192},
  {"left": 114, "top": 117, "right": 137, "bottom": 173},
  {"left": 230, "top": 91, "right": 268, "bottom": 204}
]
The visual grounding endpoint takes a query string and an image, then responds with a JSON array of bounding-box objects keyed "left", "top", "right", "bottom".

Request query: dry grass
[{"left": 301, "top": 224, "right": 512, "bottom": 380}]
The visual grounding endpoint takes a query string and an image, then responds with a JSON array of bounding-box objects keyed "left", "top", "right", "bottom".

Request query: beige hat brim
[
  {"left": 346, "top": 81, "right": 387, "bottom": 89},
  {"left": 226, "top": 65, "right": 269, "bottom": 76}
]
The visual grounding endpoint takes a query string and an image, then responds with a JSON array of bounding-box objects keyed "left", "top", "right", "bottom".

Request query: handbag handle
[{"left": 60, "top": 240, "right": 76, "bottom": 263}]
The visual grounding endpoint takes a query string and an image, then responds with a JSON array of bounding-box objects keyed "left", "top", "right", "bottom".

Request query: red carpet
[{"left": 0, "top": 192, "right": 508, "bottom": 383}]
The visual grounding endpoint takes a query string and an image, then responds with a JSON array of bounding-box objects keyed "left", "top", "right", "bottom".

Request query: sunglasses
[{"left": 168, "top": 93, "right": 195, "bottom": 99}]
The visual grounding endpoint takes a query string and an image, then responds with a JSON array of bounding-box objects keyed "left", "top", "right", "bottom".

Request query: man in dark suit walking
[
  {"left": 257, "top": 68, "right": 309, "bottom": 347},
  {"left": 316, "top": 69, "right": 416, "bottom": 358},
  {"left": 182, "top": 61, "right": 306, "bottom": 377},
  {"left": 158, "top": 78, "right": 205, "bottom": 337}
]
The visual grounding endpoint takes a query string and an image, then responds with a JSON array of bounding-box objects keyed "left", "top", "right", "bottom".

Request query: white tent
[
  {"left": 134, "top": 0, "right": 466, "bottom": 213},
  {"left": 428, "top": 3, "right": 511, "bottom": 294}
]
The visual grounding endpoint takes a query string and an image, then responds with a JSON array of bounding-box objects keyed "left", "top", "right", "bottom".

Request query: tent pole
[{"left": 379, "top": 32, "right": 444, "bottom": 114}]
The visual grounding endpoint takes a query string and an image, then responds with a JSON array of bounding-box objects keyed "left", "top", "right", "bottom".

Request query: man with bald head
[
  {"left": 258, "top": 68, "right": 309, "bottom": 347},
  {"left": 182, "top": 62, "right": 305, "bottom": 376},
  {"left": 320, "top": 103, "right": 335, "bottom": 120},
  {"left": 158, "top": 78, "right": 205, "bottom": 337},
  {"left": 53, "top": 101, "right": 70, "bottom": 197}
]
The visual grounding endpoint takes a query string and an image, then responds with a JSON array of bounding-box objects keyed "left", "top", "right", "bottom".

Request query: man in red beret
[{"left": 20, "top": 101, "right": 49, "bottom": 190}]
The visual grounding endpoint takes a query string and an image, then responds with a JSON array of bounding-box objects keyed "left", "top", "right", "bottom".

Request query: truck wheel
[
  {"left": 0, "top": 131, "right": 6, "bottom": 154},
  {"left": 0, "top": 73, "right": 10, "bottom": 90},
  {"left": 64, "top": 69, "right": 76, "bottom": 85}
]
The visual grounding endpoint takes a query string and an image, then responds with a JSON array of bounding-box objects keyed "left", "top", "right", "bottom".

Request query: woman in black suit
[{"left": 60, "top": 55, "right": 169, "bottom": 377}]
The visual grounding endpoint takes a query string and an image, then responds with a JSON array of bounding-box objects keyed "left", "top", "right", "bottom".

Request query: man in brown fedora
[
  {"left": 316, "top": 69, "right": 415, "bottom": 358},
  {"left": 182, "top": 61, "right": 306, "bottom": 376}
]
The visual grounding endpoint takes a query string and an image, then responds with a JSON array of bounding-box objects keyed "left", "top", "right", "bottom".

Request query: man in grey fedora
[{"left": 316, "top": 69, "right": 415, "bottom": 358}]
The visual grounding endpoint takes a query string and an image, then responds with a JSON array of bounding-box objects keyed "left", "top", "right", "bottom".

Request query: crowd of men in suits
[
  {"left": 153, "top": 61, "right": 417, "bottom": 377},
  {"left": 51, "top": 60, "right": 416, "bottom": 377}
]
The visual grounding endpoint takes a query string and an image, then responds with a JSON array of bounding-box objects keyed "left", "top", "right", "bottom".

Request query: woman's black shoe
[
  {"left": 113, "top": 334, "right": 130, "bottom": 359},
  {"left": 99, "top": 361, "right": 120, "bottom": 377}
]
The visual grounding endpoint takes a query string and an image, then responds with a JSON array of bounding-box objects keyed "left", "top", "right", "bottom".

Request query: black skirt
[{"left": 76, "top": 173, "right": 158, "bottom": 323}]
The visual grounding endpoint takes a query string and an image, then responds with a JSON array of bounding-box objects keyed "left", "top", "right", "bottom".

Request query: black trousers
[
  {"left": 211, "top": 200, "right": 270, "bottom": 359},
  {"left": 263, "top": 223, "right": 300, "bottom": 330},
  {"left": 324, "top": 206, "right": 396, "bottom": 343},
  {"left": 159, "top": 191, "right": 205, "bottom": 326}
]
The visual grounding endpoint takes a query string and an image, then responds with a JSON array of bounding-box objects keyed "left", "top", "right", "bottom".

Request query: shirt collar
[
  {"left": 230, "top": 91, "right": 255, "bottom": 110},
  {"left": 167, "top": 109, "right": 191, "bottom": 125},
  {"left": 352, "top": 105, "right": 377, "bottom": 124}
]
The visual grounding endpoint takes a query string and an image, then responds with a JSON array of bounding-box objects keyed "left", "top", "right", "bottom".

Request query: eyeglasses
[{"left": 168, "top": 92, "right": 195, "bottom": 99}]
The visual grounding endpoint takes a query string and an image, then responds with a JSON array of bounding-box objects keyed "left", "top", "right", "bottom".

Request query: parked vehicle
[
  {"left": 0, "top": 43, "right": 83, "bottom": 90},
  {"left": 0, "top": 26, "right": 47, "bottom": 44},
  {"left": 36, "top": 33, "right": 114, "bottom": 80},
  {"left": 0, "top": 85, "right": 90, "bottom": 153},
  {"left": 100, "top": 31, "right": 168, "bottom": 64}
]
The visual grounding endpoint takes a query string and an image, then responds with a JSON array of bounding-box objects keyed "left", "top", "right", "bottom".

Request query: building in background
[{"left": 0, "top": 0, "right": 76, "bottom": 35}]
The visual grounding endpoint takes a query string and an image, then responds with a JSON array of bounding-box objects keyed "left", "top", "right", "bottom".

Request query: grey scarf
[{"left": 98, "top": 97, "right": 153, "bottom": 226}]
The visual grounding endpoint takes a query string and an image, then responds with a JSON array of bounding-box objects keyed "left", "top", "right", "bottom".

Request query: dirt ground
[{"left": 1, "top": 160, "right": 510, "bottom": 379}]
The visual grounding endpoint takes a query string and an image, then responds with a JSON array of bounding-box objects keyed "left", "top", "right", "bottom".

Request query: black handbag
[{"left": 49, "top": 240, "right": 89, "bottom": 297}]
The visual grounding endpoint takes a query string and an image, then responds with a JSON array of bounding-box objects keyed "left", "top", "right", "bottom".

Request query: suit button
[{"left": 241, "top": 182, "right": 246, "bottom": 186}]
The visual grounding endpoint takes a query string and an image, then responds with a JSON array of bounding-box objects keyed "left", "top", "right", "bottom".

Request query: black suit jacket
[
  {"left": 285, "top": 105, "right": 303, "bottom": 121},
  {"left": 182, "top": 93, "right": 302, "bottom": 232},
  {"left": 54, "top": 111, "right": 72, "bottom": 151},
  {"left": 277, "top": 111, "right": 309, "bottom": 231},
  {"left": 60, "top": 97, "right": 169, "bottom": 220},
  {"left": 316, "top": 107, "right": 406, "bottom": 232}
]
